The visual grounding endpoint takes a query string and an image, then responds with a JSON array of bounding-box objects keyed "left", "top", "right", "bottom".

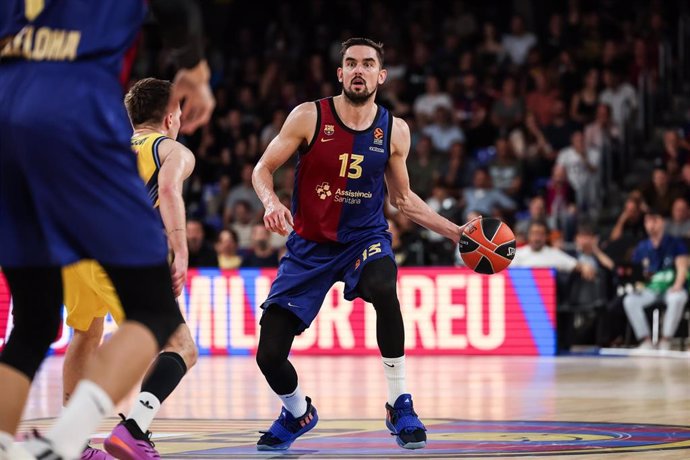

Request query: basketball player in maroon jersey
[{"left": 252, "top": 38, "right": 472, "bottom": 451}]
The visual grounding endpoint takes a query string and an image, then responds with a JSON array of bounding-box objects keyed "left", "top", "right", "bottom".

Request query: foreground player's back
[{"left": 0, "top": 0, "right": 145, "bottom": 76}]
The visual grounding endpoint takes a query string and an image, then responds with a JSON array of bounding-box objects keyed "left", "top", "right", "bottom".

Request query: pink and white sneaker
[
  {"left": 103, "top": 414, "right": 160, "bottom": 460},
  {"left": 81, "top": 446, "right": 114, "bottom": 460}
]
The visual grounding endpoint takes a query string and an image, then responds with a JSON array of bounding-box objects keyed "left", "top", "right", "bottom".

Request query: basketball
[{"left": 459, "top": 217, "right": 516, "bottom": 275}]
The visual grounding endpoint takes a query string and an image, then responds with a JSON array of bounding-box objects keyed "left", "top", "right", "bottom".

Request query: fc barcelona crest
[{"left": 324, "top": 124, "right": 335, "bottom": 136}]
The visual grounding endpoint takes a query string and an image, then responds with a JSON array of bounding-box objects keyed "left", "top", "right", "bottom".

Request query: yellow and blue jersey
[{"left": 131, "top": 133, "right": 169, "bottom": 208}]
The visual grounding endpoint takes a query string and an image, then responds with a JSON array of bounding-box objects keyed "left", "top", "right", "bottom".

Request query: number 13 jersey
[{"left": 292, "top": 97, "right": 392, "bottom": 244}]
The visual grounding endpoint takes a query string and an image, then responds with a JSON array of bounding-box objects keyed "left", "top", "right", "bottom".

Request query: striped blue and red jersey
[{"left": 293, "top": 97, "right": 392, "bottom": 244}]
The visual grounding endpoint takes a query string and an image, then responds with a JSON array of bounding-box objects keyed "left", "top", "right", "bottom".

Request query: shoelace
[
  {"left": 117, "top": 413, "right": 156, "bottom": 448},
  {"left": 258, "top": 408, "right": 312, "bottom": 440},
  {"left": 388, "top": 406, "right": 425, "bottom": 435}
]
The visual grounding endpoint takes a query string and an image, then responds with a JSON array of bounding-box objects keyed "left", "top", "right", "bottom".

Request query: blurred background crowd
[{"left": 131, "top": 0, "right": 690, "bottom": 351}]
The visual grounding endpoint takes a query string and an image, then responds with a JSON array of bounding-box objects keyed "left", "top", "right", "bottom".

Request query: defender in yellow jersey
[
  {"left": 63, "top": 132, "right": 170, "bottom": 331},
  {"left": 61, "top": 131, "right": 169, "bottom": 331},
  {"left": 62, "top": 78, "right": 197, "bottom": 460}
]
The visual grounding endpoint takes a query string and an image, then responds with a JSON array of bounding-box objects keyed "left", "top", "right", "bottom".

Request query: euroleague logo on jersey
[{"left": 373, "top": 127, "right": 384, "bottom": 145}]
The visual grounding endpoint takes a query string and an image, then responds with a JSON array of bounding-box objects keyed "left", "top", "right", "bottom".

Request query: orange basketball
[{"left": 458, "top": 217, "right": 516, "bottom": 274}]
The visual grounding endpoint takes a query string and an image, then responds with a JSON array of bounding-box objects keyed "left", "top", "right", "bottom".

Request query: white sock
[
  {"left": 382, "top": 356, "right": 407, "bottom": 406},
  {"left": 279, "top": 386, "right": 308, "bottom": 418},
  {"left": 41, "top": 380, "right": 113, "bottom": 459},
  {"left": 0, "top": 431, "right": 13, "bottom": 454},
  {"left": 126, "top": 391, "right": 161, "bottom": 432}
]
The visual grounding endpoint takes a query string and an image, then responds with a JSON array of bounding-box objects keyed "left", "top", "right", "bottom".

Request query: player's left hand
[{"left": 170, "top": 60, "right": 215, "bottom": 135}]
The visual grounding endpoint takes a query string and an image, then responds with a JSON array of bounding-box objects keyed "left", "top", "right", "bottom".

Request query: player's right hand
[
  {"left": 170, "top": 60, "right": 215, "bottom": 135},
  {"left": 170, "top": 254, "right": 188, "bottom": 298},
  {"left": 264, "top": 202, "right": 294, "bottom": 236}
]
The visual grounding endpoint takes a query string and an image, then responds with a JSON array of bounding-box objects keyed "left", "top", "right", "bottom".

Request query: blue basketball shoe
[
  {"left": 257, "top": 396, "right": 318, "bottom": 450},
  {"left": 385, "top": 393, "right": 427, "bottom": 449}
]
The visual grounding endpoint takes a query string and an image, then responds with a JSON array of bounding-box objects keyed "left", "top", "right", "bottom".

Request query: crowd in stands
[{"left": 130, "top": 0, "right": 690, "bottom": 350}]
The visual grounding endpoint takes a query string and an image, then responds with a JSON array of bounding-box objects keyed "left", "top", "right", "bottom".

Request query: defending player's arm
[
  {"left": 157, "top": 139, "right": 196, "bottom": 296},
  {"left": 385, "top": 117, "right": 468, "bottom": 244},
  {"left": 253, "top": 102, "right": 317, "bottom": 236},
  {"left": 149, "top": 0, "right": 214, "bottom": 134}
]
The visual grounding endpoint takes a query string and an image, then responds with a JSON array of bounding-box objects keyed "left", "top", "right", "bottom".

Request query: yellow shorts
[{"left": 62, "top": 260, "right": 124, "bottom": 331}]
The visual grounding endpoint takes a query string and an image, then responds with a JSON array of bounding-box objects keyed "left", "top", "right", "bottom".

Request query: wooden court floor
[{"left": 18, "top": 355, "right": 690, "bottom": 459}]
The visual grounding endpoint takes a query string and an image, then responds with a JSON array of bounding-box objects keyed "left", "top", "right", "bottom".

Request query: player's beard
[{"left": 342, "top": 80, "right": 376, "bottom": 106}]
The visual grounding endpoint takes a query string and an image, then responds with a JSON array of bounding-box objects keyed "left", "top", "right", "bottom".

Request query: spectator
[
  {"left": 640, "top": 166, "right": 681, "bottom": 217},
  {"left": 405, "top": 42, "right": 434, "bottom": 103},
  {"left": 607, "top": 192, "right": 648, "bottom": 264},
  {"left": 490, "top": 76, "right": 525, "bottom": 134},
  {"left": 241, "top": 224, "right": 280, "bottom": 267},
  {"left": 542, "top": 99, "right": 579, "bottom": 152},
  {"left": 570, "top": 68, "right": 600, "bottom": 125},
  {"left": 461, "top": 168, "right": 515, "bottom": 220},
  {"left": 545, "top": 164, "right": 578, "bottom": 242},
  {"left": 488, "top": 138, "right": 522, "bottom": 201},
  {"left": 379, "top": 78, "right": 411, "bottom": 118},
  {"left": 599, "top": 68, "right": 637, "bottom": 131},
  {"left": 391, "top": 213, "right": 425, "bottom": 266},
  {"left": 661, "top": 129, "right": 689, "bottom": 178},
  {"left": 388, "top": 219, "right": 413, "bottom": 266},
  {"left": 501, "top": 15, "right": 537, "bottom": 66},
  {"left": 432, "top": 33, "right": 462, "bottom": 81},
  {"left": 526, "top": 71, "right": 559, "bottom": 127},
  {"left": 439, "top": 141, "right": 477, "bottom": 191},
  {"left": 444, "top": 1, "right": 478, "bottom": 40},
  {"left": 259, "top": 109, "right": 287, "bottom": 153},
  {"left": 187, "top": 219, "right": 219, "bottom": 267},
  {"left": 423, "top": 106, "right": 465, "bottom": 153},
  {"left": 407, "top": 136, "right": 439, "bottom": 200},
  {"left": 572, "top": 223, "right": 615, "bottom": 275},
  {"left": 452, "top": 72, "right": 483, "bottom": 123},
  {"left": 425, "top": 184, "right": 461, "bottom": 266},
  {"left": 542, "top": 14, "right": 570, "bottom": 63},
  {"left": 514, "top": 196, "right": 547, "bottom": 245},
  {"left": 465, "top": 101, "right": 498, "bottom": 153},
  {"left": 511, "top": 220, "right": 596, "bottom": 278},
  {"left": 203, "top": 175, "right": 233, "bottom": 229},
  {"left": 216, "top": 229, "right": 243, "bottom": 269},
  {"left": 562, "top": 223, "right": 616, "bottom": 349},
  {"left": 518, "top": 112, "right": 556, "bottom": 186},
  {"left": 678, "top": 163, "right": 690, "bottom": 201},
  {"left": 623, "top": 208, "right": 689, "bottom": 350},
  {"left": 556, "top": 131, "right": 601, "bottom": 215},
  {"left": 229, "top": 200, "right": 255, "bottom": 250},
  {"left": 413, "top": 75, "right": 453, "bottom": 125},
  {"left": 477, "top": 22, "right": 505, "bottom": 69},
  {"left": 666, "top": 197, "right": 690, "bottom": 238},
  {"left": 584, "top": 103, "right": 620, "bottom": 153},
  {"left": 223, "top": 163, "right": 263, "bottom": 224}
]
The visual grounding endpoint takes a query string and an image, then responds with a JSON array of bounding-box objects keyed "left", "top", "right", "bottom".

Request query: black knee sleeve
[
  {"left": 357, "top": 257, "right": 399, "bottom": 305},
  {"left": 0, "top": 267, "right": 63, "bottom": 380},
  {"left": 256, "top": 305, "right": 301, "bottom": 395},
  {"left": 102, "top": 264, "right": 184, "bottom": 349},
  {"left": 357, "top": 257, "right": 405, "bottom": 358}
]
